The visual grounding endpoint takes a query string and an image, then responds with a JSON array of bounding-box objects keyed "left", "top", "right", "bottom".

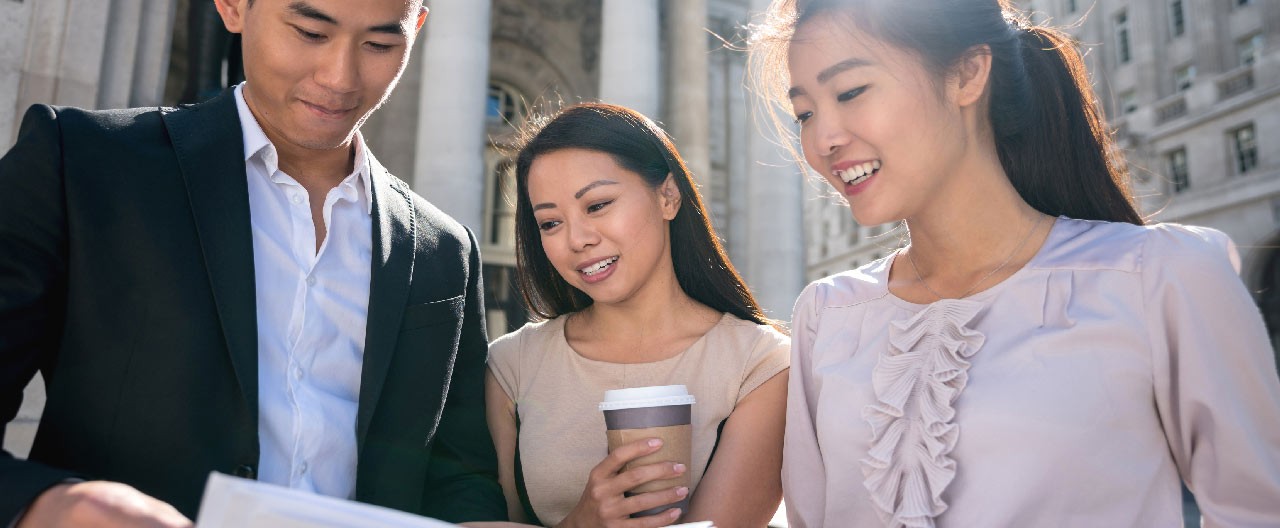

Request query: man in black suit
[{"left": 0, "top": 0, "right": 506, "bottom": 525}]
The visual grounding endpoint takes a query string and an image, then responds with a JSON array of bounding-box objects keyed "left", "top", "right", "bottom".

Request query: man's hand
[{"left": 17, "top": 481, "right": 192, "bottom": 528}]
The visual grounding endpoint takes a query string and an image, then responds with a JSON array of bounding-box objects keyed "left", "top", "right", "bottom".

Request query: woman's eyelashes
[
  {"left": 536, "top": 200, "right": 614, "bottom": 232},
  {"left": 837, "top": 85, "right": 868, "bottom": 102},
  {"left": 793, "top": 85, "right": 869, "bottom": 125},
  {"left": 586, "top": 200, "right": 613, "bottom": 213}
]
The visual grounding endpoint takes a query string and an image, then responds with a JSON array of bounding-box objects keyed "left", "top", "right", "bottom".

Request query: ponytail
[{"left": 989, "top": 24, "right": 1143, "bottom": 225}]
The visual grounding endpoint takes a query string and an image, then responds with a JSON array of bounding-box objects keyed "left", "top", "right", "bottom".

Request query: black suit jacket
[{"left": 0, "top": 91, "right": 506, "bottom": 522}]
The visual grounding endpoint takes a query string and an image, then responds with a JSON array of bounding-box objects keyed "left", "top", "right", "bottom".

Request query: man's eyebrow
[
  {"left": 288, "top": 1, "right": 337, "bottom": 24},
  {"left": 369, "top": 22, "right": 409, "bottom": 36},
  {"left": 288, "top": 1, "right": 409, "bottom": 36}
]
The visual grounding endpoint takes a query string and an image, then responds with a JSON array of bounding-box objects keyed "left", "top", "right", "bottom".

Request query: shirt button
[
  {"left": 294, "top": 366, "right": 304, "bottom": 380},
  {"left": 291, "top": 194, "right": 304, "bottom": 205},
  {"left": 298, "top": 461, "right": 308, "bottom": 475},
  {"left": 305, "top": 275, "right": 316, "bottom": 287}
]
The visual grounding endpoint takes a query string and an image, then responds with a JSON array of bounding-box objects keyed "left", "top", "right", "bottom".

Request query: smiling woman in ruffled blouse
[{"left": 750, "top": 0, "right": 1280, "bottom": 526}]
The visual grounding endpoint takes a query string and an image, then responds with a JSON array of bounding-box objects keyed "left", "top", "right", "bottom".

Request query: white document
[
  {"left": 196, "top": 471, "right": 717, "bottom": 528},
  {"left": 195, "top": 472, "right": 460, "bottom": 528}
]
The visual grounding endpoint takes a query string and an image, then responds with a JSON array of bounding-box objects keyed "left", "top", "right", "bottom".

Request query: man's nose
[{"left": 314, "top": 43, "right": 360, "bottom": 94}]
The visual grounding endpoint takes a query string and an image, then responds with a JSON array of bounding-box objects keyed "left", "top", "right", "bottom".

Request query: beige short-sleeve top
[{"left": 488, "top": 312, "right": 790, "bottom": 526}]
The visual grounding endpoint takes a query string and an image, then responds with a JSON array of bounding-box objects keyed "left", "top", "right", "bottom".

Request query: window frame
[
  {"left": 1174, "top": 64, "right": 1196, "bottom": 92},
  {"left": 1231, "top": 124, "right": 1259, "bottom": 175},
  {"left": 1169, "top": 0, "right": 1185, "bottom": 38},
  {"left": 1166, "top": 147, "right": 1190, "bottom": 193},
  {"left": 1115, "top": 10, "right": 1132, "bottom": 64}
]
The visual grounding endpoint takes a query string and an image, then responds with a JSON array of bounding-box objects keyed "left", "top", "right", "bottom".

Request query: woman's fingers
[
  {"left": 615, "top": 460, "right": 686, "bottom": 492},
  {"left": 619, "top": 485, "right": 689, "bottom": 517},
  {"left": 618, "top": 507, "right": 684, "bottom": 528},
  {"left": 590, "top": 437, "right": 663, "bottom": 481}
]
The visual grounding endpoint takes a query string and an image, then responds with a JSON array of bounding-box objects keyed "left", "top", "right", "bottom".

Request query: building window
[
  {"left": 1232, "top": 124, "right": 1258, "bottom": 174},
  {"left": 1236, "top": 0, "right": 1253, "bottom": 7},
  {"left": 1174, "top": 65, "right": 1196, "bottom": 92},
  {"left": 486, "top": 83, "right": 526, "bottom": 125},
  {"left": 1166, "top": 148, "right": 1189, "bottom": 193},
  {"left": 488, "top": 160, "right": 516, "bottom": 246},
  {"left": 1238, "top": 34, "right": 1264, "bottom": 67},
  {"left": 1169, "top": 0, "right": 1185, "bottom": 37},
  {"left": 1115, "top": 10, "right": 1131, "bottom": 64},
  {"left": 1067, "top": 0, "right": 1078, "bottom": 13},
  {"left": 1120, "top": 90, "right": 1138, "bottom": 114}
]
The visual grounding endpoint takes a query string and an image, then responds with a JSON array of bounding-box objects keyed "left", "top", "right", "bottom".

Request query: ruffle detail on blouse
[{"left": 860, "top": 299, "right": 987, "bottom": 528}]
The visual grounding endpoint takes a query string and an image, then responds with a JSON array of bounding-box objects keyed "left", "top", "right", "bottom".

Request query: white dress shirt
[{"left": 235, "top": 84, "right": 372, "bottom": 499}]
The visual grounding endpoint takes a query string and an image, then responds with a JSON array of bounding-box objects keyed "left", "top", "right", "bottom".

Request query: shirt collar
[{"left": 233, "top": 83, "right": 374, "bottom": 214}]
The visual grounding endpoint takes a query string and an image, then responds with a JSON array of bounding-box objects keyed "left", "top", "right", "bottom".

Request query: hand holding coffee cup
[
  {"left": 599, "top": 385, "right": 696, "bottom": 518},
  {"left": 559, "top": 437, "right": 690, "bottom": 527}
]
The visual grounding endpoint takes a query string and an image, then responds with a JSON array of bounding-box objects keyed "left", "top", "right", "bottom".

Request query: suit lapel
[
  {"left": 161, "top": 91, "right": 259, "bottom": 421},
  {"left": 357, "top": 155, "right": 415, "bottom": 448}
]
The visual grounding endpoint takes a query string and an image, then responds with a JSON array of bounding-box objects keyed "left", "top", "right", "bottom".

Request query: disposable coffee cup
[{"left": 599, "top": 385, "right": 696, "bottom": 518}]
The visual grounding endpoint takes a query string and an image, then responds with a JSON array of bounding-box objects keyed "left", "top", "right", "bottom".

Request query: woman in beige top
[
  {"left": 749, "top": 0, "right": 1280, "bottom": 526},
  {"left": 477, "top": 103, "right": 790, "bottom": 528}
]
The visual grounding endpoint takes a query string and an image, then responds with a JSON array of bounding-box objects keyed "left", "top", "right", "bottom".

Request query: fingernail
[
  {"left": 670, "top": 508, "right": 682, "bottom": 518},
  {"left": 648, "top": 438, "right": 662, "bottom": 448},
  {"left": 673, "top": 463, "right": 686, "bottom": 473},
  {"left": 676, "top": 486, "right": 689, "bottom": 497}
]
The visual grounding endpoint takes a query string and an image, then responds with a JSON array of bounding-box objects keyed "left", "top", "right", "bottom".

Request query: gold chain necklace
[{"left": 906, "top": 214, "right": 1045, "bottom": 300}]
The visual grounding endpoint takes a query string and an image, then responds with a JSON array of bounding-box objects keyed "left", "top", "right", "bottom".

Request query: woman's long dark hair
[
  {"left": 512, "top": 103, "right": 776, "bottom": 328},
  {"left": 750, "top": 0, "right": 1144, "bottom": 225}
]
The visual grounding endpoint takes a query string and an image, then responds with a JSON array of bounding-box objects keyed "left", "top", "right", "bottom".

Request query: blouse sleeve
[
  {"left": 486, "top": 328, "right": 523, "bottom": 404},
  {"left": 1143, "top": 225, "right": 1280, "bottom": 527},
  {"left": 783, "top": 282, "right": 828, "bottom": 528},
  {"left": 735, "top": 325, "right": 791, "bottom": 402}
]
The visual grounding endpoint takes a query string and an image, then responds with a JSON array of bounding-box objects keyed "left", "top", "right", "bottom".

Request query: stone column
[
  {"left": 599, "top": 0, "right": 659, "bottom": 117},
  {"left": 665, "top": 0, "right": 710, "bottom": 188},
  {"left": 98, "top": 0, "right": 145, "bottom": 109},
  {"left": 0, "top": 0, "right": 34, "bottom": 146},
  {"left": 131, "top": 0, "right": 178, "bottom": 107},
  {"left": 51, "top": 0, "right": 111, "bottom": 108},
  {"left": 413, "top": 0, "right": 493, "bottom": 233},
  {"left": 725, "top": 50, "right": 749, "bottom": 270},
  {"left": 92, "top": 0, "right": 176, "bottom": 109},
  {"left": 15, "top": 0, "right": 74, "bottom": 123},
  {"left": 747, "top": 0, "right": 806, "bottom": 321}
]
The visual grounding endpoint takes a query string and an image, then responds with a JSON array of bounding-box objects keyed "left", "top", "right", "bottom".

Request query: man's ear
[
  {"left": 949, "top": 44, "right": 993, "bottom": 108},
  {"left": 213, "top": 0, "right": 249, "bottom": 34},
  {"left": 659, "top": 174, "right": 682, "bottom": 220},
  {"left": 416, "top": 6, "right": 429, "bottom": 33}
]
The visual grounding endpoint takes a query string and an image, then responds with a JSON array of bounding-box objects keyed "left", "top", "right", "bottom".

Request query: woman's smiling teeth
[
  {"left": 835, "top": 160, "right": 881, "bottom": 185},
  {"left": 581, "top": 256, "right": 619, "bottom": 276}
]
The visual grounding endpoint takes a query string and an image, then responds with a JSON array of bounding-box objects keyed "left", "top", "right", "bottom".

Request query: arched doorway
[{"left": 481, "top": 82, "right": 530, "bottom": 335}]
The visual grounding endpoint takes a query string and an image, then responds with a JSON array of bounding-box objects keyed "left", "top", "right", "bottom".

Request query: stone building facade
[{"left": 1, "top": 0, "right": 807, "bottom": 459}]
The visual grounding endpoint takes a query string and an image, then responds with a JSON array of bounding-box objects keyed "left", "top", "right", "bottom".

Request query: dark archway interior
[{"left": 1258, "top": 243, "right": 1280, "bottom": 376}]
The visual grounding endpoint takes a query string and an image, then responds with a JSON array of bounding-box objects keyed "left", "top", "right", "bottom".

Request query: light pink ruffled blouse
[{"left": 783, "top": 218, "right": 1280, "bottom": 527}]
